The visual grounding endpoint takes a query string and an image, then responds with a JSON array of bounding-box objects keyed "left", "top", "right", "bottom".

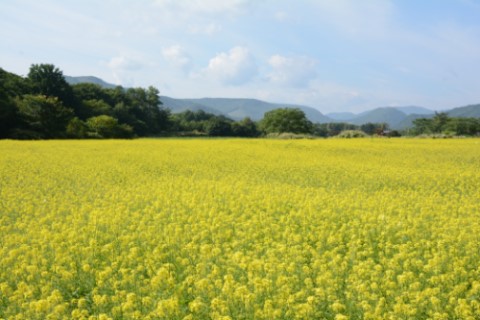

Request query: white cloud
[
  {"left": 107, "top": 55, "right": 145, "bottom": 86},
  {"left": 267, "top": 55, "right": 317, "bottom": 87},
  {"left": 205, "top": 46, "right": 258, "bottom": 85},
  {"left": 162, "top": 45, "right": 193, "bottom": 73},
  {"left": 107, "top": 55, "right": 143, "bottom": 71}
]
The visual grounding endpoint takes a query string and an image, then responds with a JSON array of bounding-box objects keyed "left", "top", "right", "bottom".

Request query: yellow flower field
[{"left": 1, "top": 139, "right": 479, "bottom": 319}]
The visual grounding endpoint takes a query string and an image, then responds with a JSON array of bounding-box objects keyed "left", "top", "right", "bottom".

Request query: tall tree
[
  {"left": 27, "top": 64, "right": 76, "bottom": 109},
  {"left": 260, "top": 108, "right": 313, "bottom": 134},
  {"left": 0, "top": 68, "right": 28, "bottom": 137},
  {"left": 412, "top": 118, "right": 433, "bottom": 135},
  {"left": 205, "top": 117, "right": 233, "bottom": 136},
  {"left": 431, "top": 112, "right": 449, "bottom": 133},
  {"left": 444, "top": 117, "right": 480, "bottom": 136},
  {"left": 123, "top": 86, "right": 170, "bottom": 135},
  {"left": 16, "top": 95, "right": 74, "bottom": 138},
  {"left": 232, "top": 117, "right": 260, "bottom": 137},
  {"left": 360, "top": 122, "right": 389, "bottom": 135}
]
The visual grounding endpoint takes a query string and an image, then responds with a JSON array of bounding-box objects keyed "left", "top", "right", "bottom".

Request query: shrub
[
  {"left": 265, "top": 132, "right": 315, "bottom": 139},
  {"left": 336, "top": 130, "right": 368, "bottom": 138}
]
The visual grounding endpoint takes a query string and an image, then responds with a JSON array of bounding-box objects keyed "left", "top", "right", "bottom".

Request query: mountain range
[
  {"left": 160, "top": 97, "right": 332, "bottom": 123},
  {"left": 66, "top": 76, "right": 480, "bottom": 129},
  {"left": 65, "top": 76, "right": 117, "bottom": 89}
]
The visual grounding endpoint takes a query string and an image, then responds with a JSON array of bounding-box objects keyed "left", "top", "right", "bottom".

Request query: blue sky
[{"left": 1, "top": 0, "right": 480, "bottom": 113}]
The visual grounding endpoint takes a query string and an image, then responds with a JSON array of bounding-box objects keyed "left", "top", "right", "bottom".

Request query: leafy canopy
[{"left": 260, "top": 108, "right": 313, "bottom": 134}]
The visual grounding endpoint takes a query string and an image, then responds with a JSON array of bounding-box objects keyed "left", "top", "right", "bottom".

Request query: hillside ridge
[{"left": 66, "top": 76, "right": 480, "bottom": 128}]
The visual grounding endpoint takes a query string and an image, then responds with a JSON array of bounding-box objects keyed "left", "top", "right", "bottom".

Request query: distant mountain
[
  {"left": 326, "top": 112, "right": 356, "bottom": 121},
  {"left": 447, "top": 104, "right": 480, "bottom": 118},
  {"left": 159, "top": 96, "right": 221, "bottom": 115},
  {"left": 349, "top": 107, "right": 408, "bottom": 128},
  {"left": 395, "top": 113, "right": 433, "bottom": 130},
  {"left": 161, "top": 97, "right": 332, "bottom": 123},
  {"left": 394, "top": 106, "right": 434, "bottom": 115},
  {"left": 395, "top": 104, "right": 480, "bottom": 129},
  {"left": 298, "top": 105, "right": 333, "bottom": 124},
  {"left": 64, "top": 76, "right": 331, "bottom": 123},
  {"left": 65, "top": 76, "right": 117, "bottom": 89},
  {"left": 327, "top": 106, "right": 433, "bottom": 127},
  {"left": 64, "top": 76, "right": 480, "bottom": 127}
]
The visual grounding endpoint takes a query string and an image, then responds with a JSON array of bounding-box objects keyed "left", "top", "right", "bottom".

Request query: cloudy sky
[{"left": 1, "top": 0, "right": 480, "bottom": 113}]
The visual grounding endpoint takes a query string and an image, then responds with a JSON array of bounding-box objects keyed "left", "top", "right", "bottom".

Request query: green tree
[
  {"left": 27, "top": 64, "right": 76, "bottom": 109},
  {"left": 260, "top": 108, "right": 313, "bottom": 134},
  {"left": 86, "top": 115, "right": 133, "bottom": 138},
  {"left": 112, "top": 102, "right": 138, "bottom": 128},
  {"left": 360, "top": 122, "right": 389, "bottom": 135},
  {"left": 232, "top": 117, "right": 259, "bottom": 137},
  {"left": 16, "top": 94, "right": 74, "bottom": 138},
  {"left": 444, "top": 117, "right": 480, "bottom": 136},
  {"left": 411, "top": 118, "right": 433, "bottom": 135},
  {"left": 72, "top": 83, "right": 114, "bottom": 105},
  {"left": 0, "top": 86, "right": 17, "bottom": 138},
  {"left": 0, "top": 68, "right": 29, "bottom": 137},
  {"left": 123, "top": 86, "right": 170, "bottom": 136},
  {"left": 82, "top": 99, "right": 112, "bottom": 117},
  {"left": 0, "top": 94, "right": 17, "bottom": 138},
  {"left": 431, "top": 112, "right": 449, "bottom": 133},
  {"left": 171, "top": 110, "right": 218, "bottom": 133},
  {"left": 205, "top": 117, "right": 233, "bottom": 136},
  {"left": 66, "top": 117, "right": 88, "bottom": 138},
  {"left": 313, "top": 123, "right": 358, "bottom": 137},
  {"left": 180, "top": 110, "right": 215, "bottom": 122},
  {"left": 312, "top": 123, "right": 329, "bottom": 137},
  {"left": 72, "top": 83, "right": 115, "bottom": 119}
]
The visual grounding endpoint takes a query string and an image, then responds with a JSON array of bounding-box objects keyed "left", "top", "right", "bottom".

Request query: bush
[
  {"left": 66, "top": 117, "right": 88, "bottom": 138},
  {"left": 336, "top": 130, "right": 368, "bottom": 138},
  {"left": 265, "top": 132, "right": 315, "bottom": 139},
  {"left": 86, "top": 115, "right": 134, "bottom": 139},
  {"left": 385, "top": 130, "right": 401, "bottom": 137},
  {"left": 416, "top": 133, "right": 454, "bottom": 139}
]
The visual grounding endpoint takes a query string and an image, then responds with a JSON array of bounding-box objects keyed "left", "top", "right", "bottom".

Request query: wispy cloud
[
  {"left": 162, "top": 46, "right": 193, "bottom": 73},
  {"left": 205, "top": 46, "right": 258, "bottom": 85},
  {"left": 267, "top": 55, "right": 317, "bottom": 88},
  {"left": 107, "top": 55, "right": 145, "bottom": 85}
]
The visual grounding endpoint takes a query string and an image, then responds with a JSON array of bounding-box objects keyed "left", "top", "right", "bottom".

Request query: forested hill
[
  {"left": 160, "top": 97, "right": 332, "bottom": 123},
  {"left": 327, "top": 105, "right": 480, "bottom": 129},
  {"left": 0, "top": 65, "right": 170, "bottom": 139},
  {"left": 64, "top": 76, "right": 331, "bottom": 123},
  {"left": 64, "top": 75, "right": 480, "bottom": 128},
  {"left": 395, "top": 104, "right": 480, "bottom": 129},
  {"left": 447, "top": 104, "right": 480, "bottom": 118},
  {"left": 64, "top": 76, "right": 116, "bottom": 89},
  {"left": 2, "top": 65, "right": 480, "bottom": 139}
]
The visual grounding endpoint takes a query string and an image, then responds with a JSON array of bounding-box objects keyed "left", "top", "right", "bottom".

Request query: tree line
[
  {"left": 0, "top": 64, "right": 390, "bottom": 139},
  {"left": 409, "top": 112, "right": 480, "bottom": 136},
  {"left": 2, "top": 64, "right": 478, "bottom": 139},
  {"left": 1, "top": 64, "right": 170, "bottom": 139},
  {"left": 1, "top": 64, "right": 264, "bottom": 139}
]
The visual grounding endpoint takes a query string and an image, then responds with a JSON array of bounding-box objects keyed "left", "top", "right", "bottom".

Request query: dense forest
[{"left": 1, "top": 64, "right": 479, "bottom": 139}]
